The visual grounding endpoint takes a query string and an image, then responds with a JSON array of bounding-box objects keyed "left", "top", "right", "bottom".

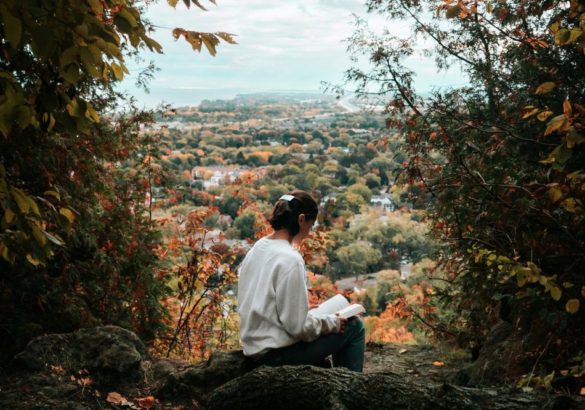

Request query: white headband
[{"left": 279, "top": 194, "right": 295, "bottom": 202}]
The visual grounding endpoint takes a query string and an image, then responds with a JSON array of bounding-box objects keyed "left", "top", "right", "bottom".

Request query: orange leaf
[
  {"left": 432, "top": 361, "right": 445, "bottom": 367},
  {"left": 535, "top": 81, "right": 556, "bottom": 95},
  {"left": 580, "top": 387, "right": 585, "bottom": 395},
  {"left": 563, "top": 100, "right": 572, "bottom": 116},
  {"left": 137, "top": 396, "right": 157, "bottom": 409}
]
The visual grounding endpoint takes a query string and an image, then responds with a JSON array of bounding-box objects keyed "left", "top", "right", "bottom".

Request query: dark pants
[{"left": 257, "top": 317, "right": 365, "bottom": 372}]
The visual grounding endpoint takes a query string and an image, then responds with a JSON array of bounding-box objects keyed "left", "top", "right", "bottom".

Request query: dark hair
[{"left": 268, "top": 190, "right": 318, "bottom": 237}]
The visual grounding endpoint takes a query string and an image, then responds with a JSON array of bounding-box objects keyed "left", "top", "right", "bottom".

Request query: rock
[
  {"left": 12, "top": 333, "right": 73, "bottom": 371},
  {"left": 13, "top": 325, "right": 148, "bottom": 383},
  {"left": 75, "top": 326, "right": 147, "bottom": 378}
]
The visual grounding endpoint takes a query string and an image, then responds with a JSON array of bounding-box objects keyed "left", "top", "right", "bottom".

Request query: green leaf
[
  {"left": 535, "top": 82, "right": 556, "bottom": 95},
  {"left": 3, "top": 208, "right": 15, "bottom": 225},
  {"left": 114, "top": 13, "right": 133, "bottom": 34},
  {"left": 0, "top": 5, "right": 22, "bottom": 48},
  {"left": 62, "top": 64, "right": 80, "bottom": 84},
  {"left": 556, "top": 28, "right": 583, "bottom": 45},
  {"left": 566, "top": 131, "right": 585, "bottom": 149},
  {"left": 566, "top": 299, "right": 580, "bottom": 314},
  {"left": 87, "top": 0, "right": 104, "bottom": 15}
]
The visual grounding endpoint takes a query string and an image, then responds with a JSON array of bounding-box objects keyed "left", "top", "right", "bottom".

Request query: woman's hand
[
  {"left": 336, "top": 314, "right": 348, "bottom": 333},
  {"left": 309, "top": 303, "right": 320, "bottom": 309}
]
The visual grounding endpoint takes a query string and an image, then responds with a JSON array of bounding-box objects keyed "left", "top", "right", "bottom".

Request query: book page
[
  {"left": 309, "top": 294, "right": 349, "bottom": 317},
  {"left": 337, "top": 304, "right": 366, "bottom": 319}
]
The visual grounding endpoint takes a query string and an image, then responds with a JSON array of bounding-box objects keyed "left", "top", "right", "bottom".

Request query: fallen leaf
[
  {"left": 136, "top": 396, "right": 156, "bottom": 409},
  {"left": 77, "top": 377, "right": 93, "bottom": 387},
  {"left": 399, "top": 348, "right": 408, "bottom": 354},
  {"left": 107, "top": 391, "right": 133, "bottom": 406},
  {"left": 580, "top": 387, "right": 585, "bottom": 396},
  {"left": 560, "top": 370, "right": 569, "bottom": 376},
  {"left": 50, "top": 365, "right": 65, "bottom": 376},
  {"left": 432, "top": 361, "right": 445, "bottom": 367}
]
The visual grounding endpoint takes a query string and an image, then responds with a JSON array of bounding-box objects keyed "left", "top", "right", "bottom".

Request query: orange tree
[
  {"left": 345, "top": 0, "right": 585, "bottom": 379},
  {"left": 0, "top": 0, "right": 234, "bottom": 361}
]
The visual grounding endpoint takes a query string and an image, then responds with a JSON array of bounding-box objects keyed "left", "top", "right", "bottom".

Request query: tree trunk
[{"left": 208, "top": 365, "right": 584, "bottom": 410}]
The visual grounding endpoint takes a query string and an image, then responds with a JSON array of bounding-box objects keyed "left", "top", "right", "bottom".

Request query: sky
[{"left": 122, "top": 0, "right": 465, "bottom": 107}]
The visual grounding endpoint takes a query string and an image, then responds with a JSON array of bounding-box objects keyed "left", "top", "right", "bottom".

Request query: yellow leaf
[
  {"left": 110, "top": 62, "right": 124, "bottom": 81},
  {"left": 216, "top": 32, "right": 237, "bottom": 44},
  {"left": 44, "top": 190, "right": 61, "bottom": 201},
  {"left": 537, "top": 110, "right": 553, "bottom": 121},
  {"left": 522, "top": 107, "right": 540, "bottom": 119},
  {"left": 544, "top": 115, "right": 568, "bottom": 136},
  {"left": 549, "top": 21, "right": 560, "bottom": 34},
  {"left": 432, "top": 361, "right": 445, "bottom": 367},
  {"left": 59, "top": 208, "right": 76, "bottom": 224},
  {"left": 562, "top": 197, "right": 582, "bottom": 213},
  {"left": 11, "top": 187, "right": 30, "bottom": 214},
  {"left": 26, "top": 254, "right": 42, "bottom": 266},
  {"left": 31, "top": 223, "right": 47, "bottom": 247},
  {"left": 535, "top": 82, "right": 556, "bottom": 95},
  {"left": 548, "top": 186, "right": 563, "bottom": 203},
  {"left": 550, "top": 286, "right": 562, "bottom": 301},
  {"left": 85, "top": 105, "right": 100, "bottom": 123},
  {"left": 565, "top": 299, "right": 580, "bottom": 314}
]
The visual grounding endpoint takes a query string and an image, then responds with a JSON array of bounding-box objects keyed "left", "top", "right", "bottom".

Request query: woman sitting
[{"left": 237, "top": 190, "right": 365, "bottom": 372}]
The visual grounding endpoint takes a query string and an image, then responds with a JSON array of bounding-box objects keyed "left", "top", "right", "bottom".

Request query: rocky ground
[{"left": 0, "top": 327, "right": 581, "bottom": 409}]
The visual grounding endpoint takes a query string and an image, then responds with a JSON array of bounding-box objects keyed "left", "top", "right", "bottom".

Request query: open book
[{"left": 309, "top": 294, "right": 365, "bottom": 319}]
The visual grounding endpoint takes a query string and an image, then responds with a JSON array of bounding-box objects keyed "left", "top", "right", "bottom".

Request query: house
[{"left": 370, "top": 195, "right": 395, "bottom": 211}]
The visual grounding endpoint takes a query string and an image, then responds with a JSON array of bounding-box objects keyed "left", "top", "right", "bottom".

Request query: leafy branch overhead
[
  {"left": 0, "top": 0, "right": 235, "bottom": 267},
  {"left": 172, "top": 29, "right": 237, "bottom": 56},
  {"left": 167, "top": 0, "right": 236, "bottom": 56}
]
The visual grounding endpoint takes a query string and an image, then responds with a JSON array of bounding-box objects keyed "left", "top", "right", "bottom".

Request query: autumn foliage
[{"left": 347, "top": 0, "right": 585, "bottom": 379}]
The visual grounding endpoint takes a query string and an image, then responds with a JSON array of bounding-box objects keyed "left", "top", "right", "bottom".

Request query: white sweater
[{"left": 237, "top": 237, "right": 340, "bottom": 357}]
